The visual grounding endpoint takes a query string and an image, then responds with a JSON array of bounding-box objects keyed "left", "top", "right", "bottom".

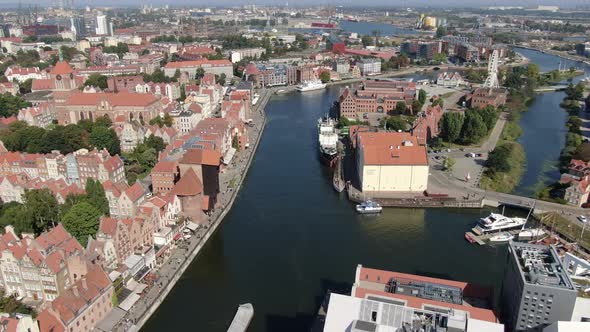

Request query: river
[
  {"left": 512, "top": 48, "right": 590, "bottom": 196},
  {"left": 142, "top": 86, "right": 509, "bottom": 332},
  {"left": 141, "top": 49, "right": 584, "bottom": 332}
]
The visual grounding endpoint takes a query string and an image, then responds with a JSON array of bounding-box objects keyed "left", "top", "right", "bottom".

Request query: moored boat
[
  {"left": 518, "top": 228, "right": 546, "bottom": 241},
  {"left": 489, "top": 232, "right": 514, "bottom": 243},
  {"left": 318, "top": 117, "right": 338, "bottom": 167},
  {"left": 356, "top": 200, "right": 382, "bottom": 214},
  {"left": 296, "top": 80, "right": 326, "bottom": 92},
  {"left": 474, "top": 213, "right": 526, "bottom": 235}
]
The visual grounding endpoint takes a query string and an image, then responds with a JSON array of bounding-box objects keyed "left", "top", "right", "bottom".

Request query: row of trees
[
  {"left": 0, "top": 117, "right": 120, "bottom": 155},
  {"left": 439, "top": 106, "right": 498, "bottom": 145},
  {"left": 0, "top": 178, "right": 109, "bottom": 246}
]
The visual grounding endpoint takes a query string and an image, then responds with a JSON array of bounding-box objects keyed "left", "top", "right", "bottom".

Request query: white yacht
[
  {"left": 318, "top": 117, "right": 338, "bottom": 167},
  {"left": 474, "top": 213, "right": 526, "bottom": 235},
  {"left": 518, "top": 228, "right": 546, "bottom": 241},
  {"left": 356, "top": 200, "right": 383, "bottom": 214},
  {"left": 296, "top": 80, "right": 326, "bottom": 92}
]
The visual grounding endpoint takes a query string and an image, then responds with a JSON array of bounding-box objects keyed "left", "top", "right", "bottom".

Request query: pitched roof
[
  {"left": 51, "top": 61, "right": 75, "bottom": 75},
  {"left": 99, "top": 217, "right": 118, "bottom": 236},
  {"left": 152, "top": 160, "right": 178, "bottom": 173},
  {"left": 172, "top": 168, "right": 203, "bottom": 196},
  {"left": 179, "top": 148, "right": 221, "bottom": 166},
  {"left": 124, "top": 182, "right": 145, "bottom": 202},
  {"left": 37, "top": 309, "right": 66, "bottom": 332},
  {"left": 164, "top": 59, "right": 231, "bottom": 69},
  {"left": 66, "top": 91, "right": 159, "bottom": 107}
]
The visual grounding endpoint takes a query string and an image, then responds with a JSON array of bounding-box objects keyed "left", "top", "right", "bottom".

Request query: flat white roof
[
  {"left": 466, "top": 318, "right": 504, "bottom": 332},
  {"left": 572, "top": 297, "right": 590, "bottom": 322},
  {"left": 544, "top": 321, "right": 590, "bottom": 332},
  {"left": 323, "top": 293, "right": 362, "bottom": 332}
]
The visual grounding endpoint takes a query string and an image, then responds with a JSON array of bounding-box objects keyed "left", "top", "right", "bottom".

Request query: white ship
[
  {"left": 296, "top": 80, "right": 326, "bottom": 92},
  {"left": 518, "top": 228, "right": 546, "bottom": 241},
  {"left": 474, "top": 213, "right": 526, "bottom": 235},
  {"left": 318, "top": 117, "right": 338, "bottom": 167},
  {"left": 356, "top": 200, "right": 383, "bottom": 214}
]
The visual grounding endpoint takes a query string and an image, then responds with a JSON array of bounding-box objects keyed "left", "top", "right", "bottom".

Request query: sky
[{"left": 0, "top": 0, "right": 587, "bottom": 8}]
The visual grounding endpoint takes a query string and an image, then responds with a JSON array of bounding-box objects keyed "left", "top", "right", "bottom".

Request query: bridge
[{"left": 534, "top": 85, "right": 568, "bottom": 92}]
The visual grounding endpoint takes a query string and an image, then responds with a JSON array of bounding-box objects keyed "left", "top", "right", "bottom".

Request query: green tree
[
  {"left": 435, "top": 26, "right": 447, "bottom": 38},
  {"left": 85, "top": 179, "right": 110, "bottom": 216},
  {"left": 486, "top": 144, "right": 512, "bottom": 173},
  {"left": 0, "top": 205, "right": 33, "bottom": 235},
  {"left": 460, "top": 110, "right": 487, "bottom": 145},
  {"left": 380, "top": 117, "right": 406, "bottom": 131},
  {"left": 477, "top": 106, "right": 498, "bottom": 131},
  {"left": 61, "top": 202, "right": 102, "bottom": 247},
  {"left": 395, "top": 101, "right": 407, "bottom": 114},
  {"left": 90, "top": 127, "right": 121, "bottom": 155},
  {"left": 433, "top": 52, "right": 447, "bottom": 64},
  {"left": 144, "top": 134, "right": 165, "bottom": 152},
  {"left": 23, "top": 189, "right": 59, "bottom": 234},
  {"left": 19, "top": 78, "right": 33, "bottom": 94},
  {"left": 195, "top": 68, "right": 205, "bottom": 80},
  {"left": 84, "top": 73, "right": 108, "bottom": 89},
  {"left": 439, "top": 112, "right": 464, "bottom": 143},
  {"left": 361, "top": 35, "right": 373, "bottom": 47},
  {"left": 444, "top": 157, "right": 455, "bottom": 171},
  {"left": 216, "top": 73, "right": 227, "bottom": 85},
  {"left": 526, "top": 63, "right": 540, "bottom": 82},
  {"left": 319, "top": 71, "right": 331, "bottom": 83},
  {"left": 418, "top": 89, "right": 427, "bottom": 105},
  {"left": 0, "top": 93, "right": 31, "bottom": 117}
]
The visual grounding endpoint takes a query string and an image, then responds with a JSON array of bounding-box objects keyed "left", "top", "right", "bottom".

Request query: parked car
[{"left": 578, "top": 215, "right": 587, "bottom": 223}]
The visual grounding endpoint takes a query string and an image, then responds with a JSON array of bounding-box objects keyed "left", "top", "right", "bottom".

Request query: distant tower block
[{"left": 483, "top": 49, "right": 500, "bottom": 89}]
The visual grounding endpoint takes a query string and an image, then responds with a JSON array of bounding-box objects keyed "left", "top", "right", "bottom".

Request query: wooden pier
[{"left": 465, "top": 229, "right": 523, "bottom": 246}]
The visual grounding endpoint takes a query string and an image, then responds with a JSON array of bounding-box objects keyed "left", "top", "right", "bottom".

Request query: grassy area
[
  {"left": 535, "top": 212, "right": 590, "bottom": 252},
  {"left": 542, "top": 70, "right": 585, "bottom": 85},
  {"left": 228, "top": 177, "right": 237, "bottom": 189},
  {"left": 501, "top": 119, "right": 523, "bottom": 141},
  {"left": 480, "top": 142, "right": 526, "bottom": 193}
]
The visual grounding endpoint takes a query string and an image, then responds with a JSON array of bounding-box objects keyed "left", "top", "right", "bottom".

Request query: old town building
[{"left": 339, "top": 80, "right": 417, "bottom": 120}]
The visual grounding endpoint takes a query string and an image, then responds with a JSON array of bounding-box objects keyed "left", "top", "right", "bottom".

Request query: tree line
[
  {"left": 439, "top": 105, "right": 498, "bottom": 145},
  {"left": 0, "top": 117, "right": 120, "bottom": 155}
]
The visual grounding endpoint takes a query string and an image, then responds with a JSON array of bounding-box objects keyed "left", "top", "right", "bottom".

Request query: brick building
[{"left": 339, "top": 80, "right": 417, "bottom": 120}]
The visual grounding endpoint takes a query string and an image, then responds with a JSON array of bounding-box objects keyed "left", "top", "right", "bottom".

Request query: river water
[
  {"left": 142, "top": 87, "right": 506, "bottom": 332},
  {"left": 512, "top": 48, "right": 590, "bottom": 196},
  {"left": 141, "top": 49, "right": 582, "bottom": 332}
]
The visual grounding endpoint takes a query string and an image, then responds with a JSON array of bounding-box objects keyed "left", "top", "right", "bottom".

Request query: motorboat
[
  {"left": 489, "top": 233, "right": 514, "bottom": 243},
  {"left": 296, "top": 80, "right": 326, "bottom": 92},
  {"left": 474, "top": 213, "right": 526, "bottom": 235},
  {"left": 356, "top": 200, "right": 382, "bottom": 214}
]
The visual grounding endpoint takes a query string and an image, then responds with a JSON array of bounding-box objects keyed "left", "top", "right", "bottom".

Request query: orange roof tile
[
  {"left": 51, "top": 61, "right": 75, "bottom": 75},
  {"left": 124, "top": 182, "right": 145, "bottom": 202},
  {"left": 358, "top": 132, "right": 428, "bottom": 166},
  {"left": 172, "top": 168, "right": 203, "bottom": 196},
  {"left": 179, "top": 148, "right": 221, "bottom": 166},
  {"left": 66, "top": 91, "right": 158, "bottom": 107}
]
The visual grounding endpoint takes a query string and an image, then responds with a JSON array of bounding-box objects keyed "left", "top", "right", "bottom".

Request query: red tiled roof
[
  {"left": 0, "top": 316, "right": 19, "bottom": 332},
  {"left": 172, "top": 168, "right": 203, "bottom": 196},
  {"left": 152, "top": 160, "right": 178, "bottom": 173},
  {"left": 66, "top": 91, "right": 159, "bottom": 107},
  {"left": 358, "top": 132, "right": 428, "bottom": 166},
  {"left": 99, "top": 217, "right": 117, "bottom": 236},
  {"left": 124, "top": 182, "right": 145, "bottom": 202},
  {"left": 179, "top": 148, "right": 221, "bottom": 166},
  {"left": 37, "top": 309, "right": 66, "bottom": 332},
  {"left": 51, "top": 61, "right": 75, "bottom": 75},
  {"left": 164, "top": 59, "right": 232, "bottom": 69}
]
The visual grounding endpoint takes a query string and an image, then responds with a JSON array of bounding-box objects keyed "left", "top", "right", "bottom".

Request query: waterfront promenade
[{"left": 105, "top": 88, "right": 273, "bottom": 332}]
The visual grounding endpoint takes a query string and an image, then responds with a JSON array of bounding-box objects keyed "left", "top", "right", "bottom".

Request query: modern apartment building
[{"left": 501, "top": 242, "right": 578, "bottom": 332}]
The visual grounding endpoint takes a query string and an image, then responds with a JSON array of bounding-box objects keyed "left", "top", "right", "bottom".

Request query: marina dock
[{"left": 465, "top": 229, "right": 523, "bottom": 245}]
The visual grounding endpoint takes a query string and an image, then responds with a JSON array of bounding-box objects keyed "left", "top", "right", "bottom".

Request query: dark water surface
[{"left": 142, "top": 87, "right": 507, "bottom": 332}]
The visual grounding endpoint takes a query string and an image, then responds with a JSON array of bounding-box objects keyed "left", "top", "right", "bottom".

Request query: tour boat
[
  {"left": 474, "top": 213, "right": 526, "bottom": 235},
  {"left": 296, "top": 80, "right": 326, "bottom": 92},
  {"left": 356, "top": 200, "right": 383, "bottom": 214},
  {"left": 318, "top": 117, "right": 338, "bottom": 167},
  {"left": 489, "top": 232, "right": 514, "bottom": 243}
]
